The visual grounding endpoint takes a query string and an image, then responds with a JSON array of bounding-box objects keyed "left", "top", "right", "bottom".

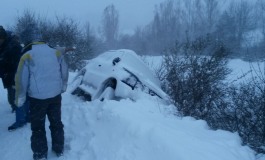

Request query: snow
[
  {"left": 0, "top": 58, "right": 265, "bottom": 160},
  {"left": 227, "top": 59, "right": 265, "bottom": 84}
]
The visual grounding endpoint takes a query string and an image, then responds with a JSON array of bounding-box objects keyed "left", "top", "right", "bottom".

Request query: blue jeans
[{"left": 16, "top": 99, "right": 30, "bottom": 125}]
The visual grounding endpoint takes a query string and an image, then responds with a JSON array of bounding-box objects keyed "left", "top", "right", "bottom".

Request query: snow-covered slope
[{"left": 0, "top": 72, "right": 260, "bottom": 160}]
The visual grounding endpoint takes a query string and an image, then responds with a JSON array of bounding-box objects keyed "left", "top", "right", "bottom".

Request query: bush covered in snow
[{"left": 159, "top": 35, "right": 265, "bottom": 154}]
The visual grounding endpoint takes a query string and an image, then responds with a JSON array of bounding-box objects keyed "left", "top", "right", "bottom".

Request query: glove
[{"left": 16, "top": 96, "right": 26, "bottom": 108}]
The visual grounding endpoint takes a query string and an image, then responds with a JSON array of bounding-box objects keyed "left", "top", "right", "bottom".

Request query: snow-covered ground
[{"left": 0, "top": 58, "right": 264, "bottom": 160}]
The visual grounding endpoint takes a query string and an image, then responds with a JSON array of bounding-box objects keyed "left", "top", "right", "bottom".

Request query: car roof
[{"left": 94, "top": 49, "right": 161, "bottom": 87}]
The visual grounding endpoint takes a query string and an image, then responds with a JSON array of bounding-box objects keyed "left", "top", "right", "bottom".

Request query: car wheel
[
  {"left": 99, "top": 87, "right": 115, "bottom": 101},
  {"left": 72, "top": 87, "right": 92, "bottom": 101},
  {"left": 97, "top": 78, "right": 117, "bottom": 101}
]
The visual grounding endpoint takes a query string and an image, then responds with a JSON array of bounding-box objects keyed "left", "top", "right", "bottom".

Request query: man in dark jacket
[{"left": 0, "top": 26, "right": 22, "bottom": 112}]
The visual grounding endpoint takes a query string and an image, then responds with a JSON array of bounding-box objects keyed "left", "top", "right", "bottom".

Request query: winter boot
[{"left": 8, "top": 122, "right": 26, "bottom": 131}]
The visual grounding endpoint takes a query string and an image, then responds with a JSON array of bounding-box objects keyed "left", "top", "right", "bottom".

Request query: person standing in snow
[
  {"left": 15, "top": 24, "right": 68, "bottom": 160},
  {"left": 0, "top": 26, "right": 23, "bottom": 113},
  {"left": 0, "top": 25, "right": 30, "bottom": 131}
]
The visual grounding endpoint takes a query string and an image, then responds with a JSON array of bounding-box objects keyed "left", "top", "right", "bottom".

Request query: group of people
[{"left": 0, "top": 24, "right": 71, "bottom": 160}]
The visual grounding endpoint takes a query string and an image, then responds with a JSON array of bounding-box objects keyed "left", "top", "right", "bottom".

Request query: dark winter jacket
[{"left": 0, "top": 32, "right": 22, "bottom": 88}]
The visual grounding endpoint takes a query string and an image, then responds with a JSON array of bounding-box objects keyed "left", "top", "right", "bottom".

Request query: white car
[{"left": 70, "top": 49, "right": 169, "bottom": 102}]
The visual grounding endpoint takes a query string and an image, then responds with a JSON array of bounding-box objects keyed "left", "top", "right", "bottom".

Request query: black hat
[{"left": 0, "top": 26, "right": 7, "bottom": 39}]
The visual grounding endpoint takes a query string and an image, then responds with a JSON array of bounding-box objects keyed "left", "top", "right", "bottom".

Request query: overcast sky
[{"left": 1, "top": 0, "right": 166, "bottom": 34}]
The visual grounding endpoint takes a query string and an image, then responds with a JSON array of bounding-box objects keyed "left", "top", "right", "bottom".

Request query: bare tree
[
  {"left": 146, "top": 0, "right": 181, "bottom": 53},
  {"left": 181, "top": 0, "right": 221, "bottom": 40},
  {"left": 49, "top": 18, "right": 96, "bottom": 70},
  {"left": 204, "top": 0, "right": 220, "bottom": 32},
  {"left": 257, "top": 0, "right": 265, "bottom": 37},
  {"left": 182, "top": 0, "right": 204, "bottom": 39},
  {"left": 75, "top": 22, "right": 96, "bottom": 66},
  {"left": 52, "top": 16, "right": 79, "bottom": 47},
  {"left": 101, "top": 4, "right": 119, "bottom": 50},
  {"left": 14, "top": 9, "right": 40, "bottom": 40},
  {"left": 216, "top": 0, "right": 255, "bottom": 56},
  {"left": 254, "top": 0, "right": 265, "bottom": 59}
]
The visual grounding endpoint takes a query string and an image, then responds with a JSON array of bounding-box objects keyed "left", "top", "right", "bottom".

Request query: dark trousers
[
  {"left": 7, "top": 87, "right": 16, "bottom": 110},
  {"left": 29, "top": 94, "right": 64, "bottom": 159}
]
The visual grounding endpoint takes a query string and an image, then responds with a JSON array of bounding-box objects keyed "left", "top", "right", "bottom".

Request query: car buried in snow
[{"left": 69, "top": 49, "right": 169, "bottom": 102}]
